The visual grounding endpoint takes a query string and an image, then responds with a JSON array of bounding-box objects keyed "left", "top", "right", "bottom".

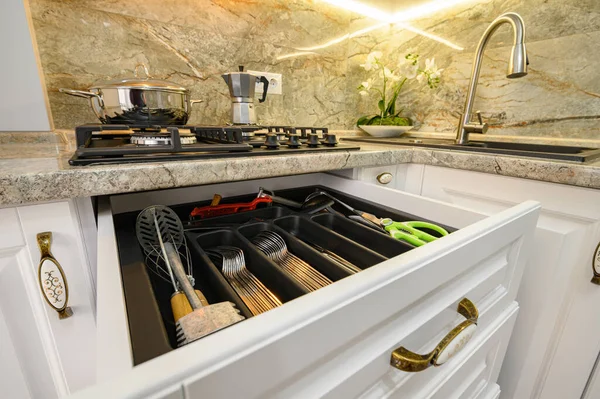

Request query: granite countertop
[{"left": 1, "top": 130, "right": 600, "bottom": 207}]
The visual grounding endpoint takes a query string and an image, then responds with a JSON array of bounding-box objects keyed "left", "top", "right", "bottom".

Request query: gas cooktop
[{"left": 69, "top": 124, "right": 360, "bottom": 166}]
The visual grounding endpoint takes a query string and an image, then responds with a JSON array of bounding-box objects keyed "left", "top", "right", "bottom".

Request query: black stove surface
[{"left": 69, "top": 124, "right": 359, "bottom": 166}]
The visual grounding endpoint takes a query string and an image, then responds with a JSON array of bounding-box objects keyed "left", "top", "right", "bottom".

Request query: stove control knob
[
  {"left": 322, "top": 134, "right": 338, "bottom": 147},
  {"left": 286, "top": 134, "right": 302, "bottom": 148},
  {"left": 264, "top": 134, "right": 280, "bottom": 149},
  {"left": 307, "top": 133, "right": 320, "bottom": 148}
]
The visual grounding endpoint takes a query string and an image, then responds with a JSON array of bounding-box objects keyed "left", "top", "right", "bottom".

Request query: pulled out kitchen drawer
[
  {"left": 112, "top": 185, "right": 455, "bottom": 361},
  {"left": 84, "top": 173, "right": 539, "bottom": 399}
]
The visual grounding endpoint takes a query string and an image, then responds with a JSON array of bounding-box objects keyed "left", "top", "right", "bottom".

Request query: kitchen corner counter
[{"left": 1, "top": 131, "right": 600, "bottom": 207}]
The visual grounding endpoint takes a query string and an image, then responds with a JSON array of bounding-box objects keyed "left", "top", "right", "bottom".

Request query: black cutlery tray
[{"left": 112, "top": 185, "right": 456, "bottom": 365}]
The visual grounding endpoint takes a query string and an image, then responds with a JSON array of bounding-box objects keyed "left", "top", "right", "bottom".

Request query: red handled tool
[{"left": 190, "top": 196, "right": 272, "bottom": 219}]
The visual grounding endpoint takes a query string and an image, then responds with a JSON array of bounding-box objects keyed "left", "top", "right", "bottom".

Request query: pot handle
[
  {"left": 190, "top": 100, "right": 204, "bottom": 106},
  {"left": 59, "top": 88, "right": 104, "bottom": 109},
  {"left": 59, "top": 88, "right": 97, "bottom": 99}
]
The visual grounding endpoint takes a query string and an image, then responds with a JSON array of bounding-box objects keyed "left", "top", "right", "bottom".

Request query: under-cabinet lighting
[
  {"left": 277, "top": 51, "right": 319, "bottom": 60},
  {"left": 295, "top": 23, "right": 387, "bottom": 51},
  {"left": 395, "top": 22, "right": 464, "bottom": 50},
  {"left": 277, "top": 21, "right": 462, "bottom": 60},
  {"left": 320, "top": 0, "right": 475, "bottom": 23},
  {"left": 277, "top": 0, "right": 468, "bottom": 60},
  {"left": 319, "top": 0, "right": 392, "bottom": 22}
]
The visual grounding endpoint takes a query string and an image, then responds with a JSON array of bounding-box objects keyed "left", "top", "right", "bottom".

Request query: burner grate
[
  {"left": 191, "top": 127, "right": 246, "bottom": 144},
  {"left": 69, "top": 123, "right": 358, "bottom": 166}
]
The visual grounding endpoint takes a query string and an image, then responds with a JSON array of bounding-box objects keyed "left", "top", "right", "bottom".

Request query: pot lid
[{"left": 90, "top": 64, "right": 189, "bottom": 92}]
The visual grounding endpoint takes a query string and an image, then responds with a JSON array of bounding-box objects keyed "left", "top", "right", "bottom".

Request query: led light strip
[
  {"left": 395, "top": 22, "right": 464, "bottom": 50},
  {"left": 319, "top": 0, "right": 392, "bottom": 22},
  {"left": 321, "top": 0, "right": 476, "bottom": 23},
  {"left": 276, "top": 0, "right": 469, "bottom": 60},
  {"left": 277, "top": 21, "right": 462, "bottom": 59},
  {"left": 295, "top": 23, "right": 387, "bottom": 51}
]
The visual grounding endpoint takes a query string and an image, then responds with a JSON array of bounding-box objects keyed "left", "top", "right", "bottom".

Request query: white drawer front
[
  {"left": 78, "top": 173, "right": 538, "bottom": 399},
  {"left": 0, "top": 201, "right": 96, "bottom": 398}
]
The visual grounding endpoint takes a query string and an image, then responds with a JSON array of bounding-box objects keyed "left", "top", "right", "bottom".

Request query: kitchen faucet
[{"left": 456, "top": 12, "right": 528, "bottom": 145}]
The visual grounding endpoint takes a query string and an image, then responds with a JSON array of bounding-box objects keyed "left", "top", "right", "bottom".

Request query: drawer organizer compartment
[
  {"left": 111, "top": 185, "right": 457, "bottom": 365},
  {"left": 310, "top": 213, "right": 414, "bottom": 258}
]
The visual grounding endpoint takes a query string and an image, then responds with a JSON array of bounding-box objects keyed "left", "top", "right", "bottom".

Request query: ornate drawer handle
[
  {"left": 37, "top": 232, "right": 73, "bottom": 320},
  {"left": 591, "top": 242, "right": 600, "bottom": 285},
  {"left": 390, "top": 298, "right": 478, "bottom": 372}
]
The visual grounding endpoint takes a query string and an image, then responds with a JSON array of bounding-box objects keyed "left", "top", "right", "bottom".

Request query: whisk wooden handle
[
  {"left": 171, "top": 290, "right": 209, "bottom": 321},
  {"left": 164, "top": 242, "right": 203, "bottom": 309}
]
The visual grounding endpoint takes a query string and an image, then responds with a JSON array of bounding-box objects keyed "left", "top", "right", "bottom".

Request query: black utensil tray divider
[{"left": 112, "top": 185, "right": 456, "bottom": 365}]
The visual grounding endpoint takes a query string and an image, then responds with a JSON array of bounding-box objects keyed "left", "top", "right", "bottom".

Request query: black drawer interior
[{"left": 111, "top": 184, "right": 457, "bottom": 364}]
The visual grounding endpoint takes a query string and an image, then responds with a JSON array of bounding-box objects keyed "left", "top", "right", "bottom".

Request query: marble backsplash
[
  {"left": 29, "top": 0, "right": 600, "bottom": 138},
  {"left": 347, "top": 0, "right": 600, "bottom": 139}
]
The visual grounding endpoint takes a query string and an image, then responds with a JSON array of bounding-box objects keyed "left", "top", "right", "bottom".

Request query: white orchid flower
[
  {"left": 356, "top": 51, "right": 440, "bottom": 124},
  {"left": 430, "top": 68, "right": 443, "bottom": 79},
  {"left": 425, "top": 58, "right": 436, "bottom": 70},
  {"left": 361, "top": 51, "right": 383, "bottom": 71},
  {"left": 424, "top": 58, "right": 443, "bottom": 76}
]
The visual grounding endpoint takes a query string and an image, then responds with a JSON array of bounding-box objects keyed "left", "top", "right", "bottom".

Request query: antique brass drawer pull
[
  {"left": 591, "top": 242, "right": 600, "bottom": 285},
  {"left": 37, "top": 232, "right": 73, "bottom": 319},
  {"left": 390, "top": 298, "right": 479, "bottom": 372}
]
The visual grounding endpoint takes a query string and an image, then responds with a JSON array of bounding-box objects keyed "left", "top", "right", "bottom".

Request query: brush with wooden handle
[{"left": 137, "top": 205, "right": 244, "bottom": 346}]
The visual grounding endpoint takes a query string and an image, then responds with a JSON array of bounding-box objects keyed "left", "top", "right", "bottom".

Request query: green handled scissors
[{"left": 380, "top": 218, "right": 449, "bottom": 247}]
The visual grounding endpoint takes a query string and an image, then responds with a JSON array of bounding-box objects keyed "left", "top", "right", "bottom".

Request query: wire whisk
[
  {"left": 136, "top": 205, "right": 195, "bottom": 290},
  {"left": 252, "top": 231, "right": 332, "bottom": 292},
  {"left": 206, "top": 246, "right": 282, "bottom": 316}
]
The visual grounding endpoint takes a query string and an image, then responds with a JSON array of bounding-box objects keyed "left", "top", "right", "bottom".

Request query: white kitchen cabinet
[
  {"left": 407, "top": 165, "right": 600, "bottom": 399},
  {"left": 0, "top": 201, "right": 96, "bottom": 398},
  {"left": 338, "top": 164, "right": 425, "bottom": 193},
  {"left": 68, "top": 173, "right": 538, "bottom": 398}
]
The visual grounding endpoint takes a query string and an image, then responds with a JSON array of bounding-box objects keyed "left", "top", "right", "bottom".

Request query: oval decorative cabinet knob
[
  {"left": 37, "top": 232, "right": 73, "bottom": 319},
  {"left": 390, "top": 298, "right": 479, "bottom": 372},
  {"left": 377, "top": 172, "right": 393, "bottom": 185},
  {"left": 591, "top": 242, "right": 600, "bottom": 285}
]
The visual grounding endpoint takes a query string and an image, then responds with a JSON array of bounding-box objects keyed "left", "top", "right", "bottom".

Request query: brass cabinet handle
[
  {"left": 591, "top": 242, "right": 600, "bottom": 285},
  {"left": 390, "top": 298, "right": 479, "bottom": 372},
  {"left": 37, "top": 232, "right": 73, "bottom": 320}
]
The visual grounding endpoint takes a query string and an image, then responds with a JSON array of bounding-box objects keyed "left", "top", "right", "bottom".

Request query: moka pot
[{"left": 222, "top": 66, "right": 269, "bottom": 125}]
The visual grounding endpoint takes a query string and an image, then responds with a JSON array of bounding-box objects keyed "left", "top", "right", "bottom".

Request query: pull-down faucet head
[
  {"left": 508, "top": 42, "right": 528, "bottom": 78},
  {"left": 456, "top": 12, "right": 528, "bottom": 145}
]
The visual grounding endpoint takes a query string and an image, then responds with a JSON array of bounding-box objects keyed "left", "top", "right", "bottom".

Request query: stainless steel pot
[{"left": 60, "top": 64, "right": 202, "bottom": 125}]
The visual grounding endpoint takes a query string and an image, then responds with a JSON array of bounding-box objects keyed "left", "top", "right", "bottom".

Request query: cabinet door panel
[
  {"left": 18, "top": 201, "right": 97, "bottom": 394},
  {"left": 0, "top": 246, "right": 58, "bottom": 398},
  {"left": 0, "top": 304, "right": 31, "bottom": 398},
  {"left": 419, "top": 165, "right": 600, "bottom": 399}
]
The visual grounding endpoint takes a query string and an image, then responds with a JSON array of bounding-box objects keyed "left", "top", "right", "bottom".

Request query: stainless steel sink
[{"left": 343, "top": 137, "right": 600, "bottom": 163}]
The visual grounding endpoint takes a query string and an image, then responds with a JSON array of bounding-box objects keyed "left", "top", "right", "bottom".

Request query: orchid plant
[{"left": 357, "top": 51, "right": 442, "bottom": 126}]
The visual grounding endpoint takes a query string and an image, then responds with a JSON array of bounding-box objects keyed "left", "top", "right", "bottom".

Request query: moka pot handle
[{"left": 258, "top": 76, "right": 269, "bottom": 103}]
